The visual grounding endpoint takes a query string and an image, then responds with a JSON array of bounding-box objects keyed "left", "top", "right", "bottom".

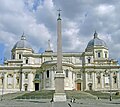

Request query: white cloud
[
  {"left": 96, "top": 4, "right": 115, "bottom": 15},
  {"left": 0, "top": 0, "right": 120, "bottom": 61}
]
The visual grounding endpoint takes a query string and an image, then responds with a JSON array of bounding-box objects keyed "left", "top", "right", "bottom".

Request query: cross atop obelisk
[
  {"left": 57, "top": 9, "right": 62, "bottom": 20},
  {"left": 53, "top": 9, "right": 66, "bottom": 102}
]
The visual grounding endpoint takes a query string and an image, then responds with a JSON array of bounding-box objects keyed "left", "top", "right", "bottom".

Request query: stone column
[
  {"left": 21, "top": 73, "right": 24, "bottom": 91},
  {"left": 85, "top": 72, "right": 88, "bottom": 90},
  {"left": 28, "top": 72, "right": 34, "bottom": 91},
  {"left": 4, "top": 72, "right": 7, "bottom": 92},
  {"left": 92, "top": 72, "right": 95, "bottom": 90},
  {"left": 117, "top": 72, "right": 120, "bottom": 89},
  {"left": 53, "top": 10, "right": 66, "bottom": 102},
  {"left": 13, "top": 73, "right": 16, "bottom": 89},
  {"left": 101, "top": 72, "right": 104, "bottom": 89}
]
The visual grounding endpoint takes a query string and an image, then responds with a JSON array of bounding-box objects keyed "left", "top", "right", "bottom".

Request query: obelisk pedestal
[
  {"left": 54, "top": 73, "right": 66, "bottom": 102},
  {"left": 53, "top": 10, "right": 66, "bottom": 102}
]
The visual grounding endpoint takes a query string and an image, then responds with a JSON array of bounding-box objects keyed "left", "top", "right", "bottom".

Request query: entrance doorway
[
  {"left": 35, "top": 83, "right": 39, "bottom": 91},
  {"left": 88, "top": 83, "right": 92, "bottom": 90},
  {"left": 25, "top": 85, "right": 28, "bottom": 91},
  {"left": 77, "top": 83, "right": 81, "bottom": 90}
]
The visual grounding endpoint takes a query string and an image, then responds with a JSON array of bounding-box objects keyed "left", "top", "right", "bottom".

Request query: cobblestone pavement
[{"left": 0, "top": 99, "right": 120, "bottom": 107}]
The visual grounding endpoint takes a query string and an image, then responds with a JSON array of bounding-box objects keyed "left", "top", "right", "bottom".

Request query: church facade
[{"left": 0, "top": 31, "right": 120, "bottom": 94}]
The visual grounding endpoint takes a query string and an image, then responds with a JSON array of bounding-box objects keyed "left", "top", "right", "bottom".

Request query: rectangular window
[
  {"left": 65, "top": 70, "right": 68, "bottom": 77},
  {"left": 105, "top": 53, "right": 107, "bottom": 58},
  {"left": 105, "top": 76, "right": 109, "bottom": 85},
  {"left": 2, "top": 79, "right": 3, "bottom": 84},
  {"left": 97, "top": 77, "right": 100, "bottom": 84},
  {"left": 46, "top": 70, "right": 49, "bottom": 78},
  {"left": 19, "top": 54, "right": 21, "bottom": 59},
  {"left": 114, "top": 77, "right": 117, "bottom": 83}
]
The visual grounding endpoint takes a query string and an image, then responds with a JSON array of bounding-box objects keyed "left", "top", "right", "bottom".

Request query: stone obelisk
[{"left": 53, "top": 10, "right": 66, "bottom": 102}]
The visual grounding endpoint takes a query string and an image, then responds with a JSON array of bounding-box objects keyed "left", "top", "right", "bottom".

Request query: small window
[
  {"left": 105, "top": 53, "right": 107, "bottom": 58},
  {"left": 12, "top": 54, "right": 15, "bottom": 59},
  {"left": 17, "top": 79, "right": 19, "bottom": 84},
  {"left": 65, "top": 69, "right": 68, "bottom": 77},
  {"left": 2, "top": 79, "right": 3, "bottom": 84},
  {"left": 26, "top": 59, "right": 28, "bottom": 64},
  {"left": 98, "top": 52, "right": 101, "bottom": 58},
  {"left": 46, "top": 70, "right": 49, "bottom": 78},
  {"left": 19, "top": 54, "right": 21, "bottom": 59},
  {"left": 114, "top": 77, "right": 117, "bottom": 83},
  {"left": 25, "top": 74, "right": 28, "bottom": 79},
  {"left": 88, "top": 58, "right": 91, "bottom": 63},
  {"left": 25, "top": 85, "right": 28, "bottom": 91},
  {"left": 97, "top": 77, "right": 100, "bottom": 84}
]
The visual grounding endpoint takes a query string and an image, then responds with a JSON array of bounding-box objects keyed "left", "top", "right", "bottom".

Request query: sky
[{"left": 0, "top": 0, "right": 120, "bottom": 63}]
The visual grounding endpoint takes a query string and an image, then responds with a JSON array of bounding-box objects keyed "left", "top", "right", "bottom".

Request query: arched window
[
  {"left": 88, "top": 58, "right": 91, "bottom": 63},
  {"left": 24, "top": 84, "right": 28, "bottom": 91},
  {"left": 98, "top": 52, "right": 101, "bottom": 58},
  {"left": 17, "top": 79, "right": 19, "bottom": 84},
  {"left": 97, "top": 77, "right": 100, "bottom": 84},
  {"left": 46, "top": 70, "right": 49, "bottom": 78},
  {"left": 19, "top": 54, "right": 22, "bottom": 59},
  {"left": 113, "top": 76, "right": 117, "bottom": 84},
  {"left": 26, "top": 59, "right": 28, "bottom": 64}
]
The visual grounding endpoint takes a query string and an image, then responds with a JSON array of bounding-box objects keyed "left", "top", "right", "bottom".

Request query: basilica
[{"left": 0, "top": 29, "right": 120, "bottom": 94}]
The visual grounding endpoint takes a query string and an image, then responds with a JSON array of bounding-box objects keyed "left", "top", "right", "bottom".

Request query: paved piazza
[{"left": 0, "top": 99, "right": 120, "bottom": 107}]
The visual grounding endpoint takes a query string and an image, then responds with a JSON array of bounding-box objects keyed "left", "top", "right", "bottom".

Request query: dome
[
  {"left": 86, "top": 31, "right": 107, "bottom": 49},
  {"left": 12, "top": 34, "right": 33, "bottom": 50}
]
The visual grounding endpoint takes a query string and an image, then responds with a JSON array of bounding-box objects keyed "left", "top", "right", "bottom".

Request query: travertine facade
[{"left": 0, "top": 31, "right": 120, "bottom": 94}]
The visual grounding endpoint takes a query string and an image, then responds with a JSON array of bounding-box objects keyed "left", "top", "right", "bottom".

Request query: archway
[
  {"left": 88, "top": 83, "right": 92, "bottom": 90},
  {"left": 24, "top": 84, "right": 28, "bottom": 91}
]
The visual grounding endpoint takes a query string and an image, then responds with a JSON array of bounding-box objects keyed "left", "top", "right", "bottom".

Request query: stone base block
[{"left": 53, "top": 93, "right": 66, "bottom": 102}]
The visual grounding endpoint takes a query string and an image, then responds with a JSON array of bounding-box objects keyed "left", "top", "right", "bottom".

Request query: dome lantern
[
  {"left": 94, "top": 31, "right": 98, "bottom": 38},
  {"left": 21, "top": 33, "right": 26, "bottom": 40}
]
